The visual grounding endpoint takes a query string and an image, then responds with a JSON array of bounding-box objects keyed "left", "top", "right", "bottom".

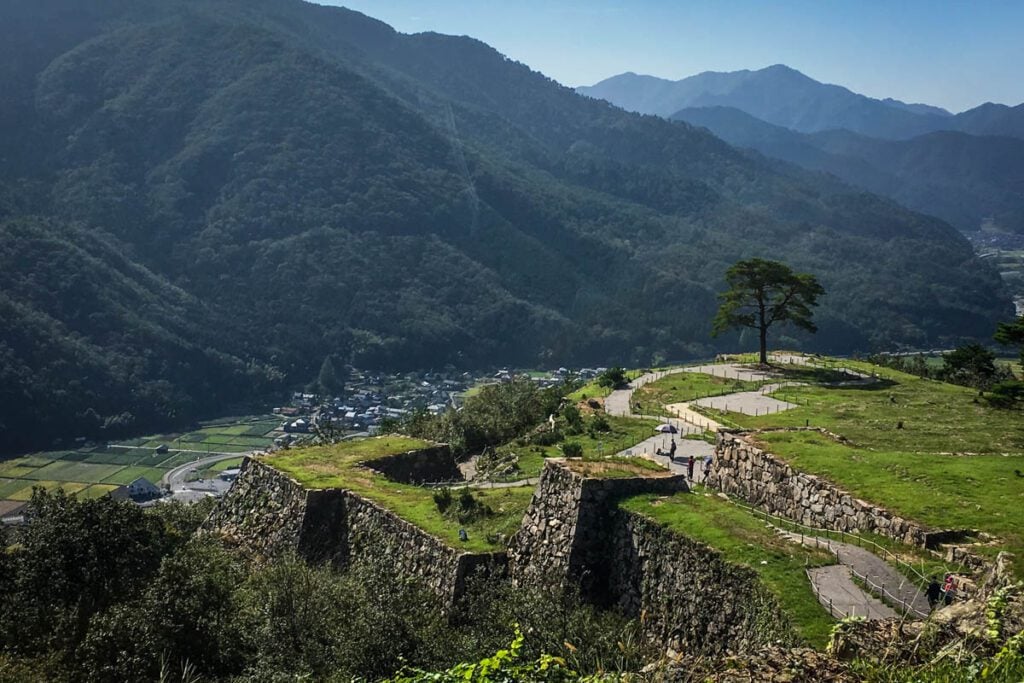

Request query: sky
[{"left": 323, "top": 1, "right": 1023, "bottom": 113}]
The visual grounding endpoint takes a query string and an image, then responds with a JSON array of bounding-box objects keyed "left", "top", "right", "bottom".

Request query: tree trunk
[
  {"left": 759, "top": 325, "right": 768, "bottom": 365},
  {"left": 758, "top": 292, "right": 768, "bottom": 365}
]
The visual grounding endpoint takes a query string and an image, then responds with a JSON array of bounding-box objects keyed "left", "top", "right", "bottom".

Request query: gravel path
[
  {"left": 785, "top": 531, "right": 932, "bottom": 618},
  {"left": 807, "top": 565, "right": 897, "bottom": 620}
]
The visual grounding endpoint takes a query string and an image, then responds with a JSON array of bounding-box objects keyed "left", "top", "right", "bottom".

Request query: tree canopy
[{"left": 712, "top": 259, "right": 824, "bottom": 364}]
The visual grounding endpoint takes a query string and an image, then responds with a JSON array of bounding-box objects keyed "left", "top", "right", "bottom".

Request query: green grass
[
  {"left": 9, "top": 481, "right": 89, "bottom": 500},
  {"left": 156, "top": 451, "right": 205, "bottom": 468},
  {"left": 631, "top": 371, "right": 766, "bottom": 414},
  {"left": 752, "top": 430, "right": 1024, "bottom": 573},
  {"left": 76, "top": 484, "right": 119, "bottom": 500},
  {"left": 737, "top": 364, "right": 1024, "bottom": 454},
  {"left": 266, "top": 436, "right": 531, "bottom": 552},
  {"left": 621, "top": 491, "right": 835, "bottom": 648},
  {"left": 562, "top": 457, "right": 668, "bottom": 479},
  {"left": 0, "top": 479, "right": 25, "bottom": 499},
  {"left": 0, "top": 461, "right": 41, "bottom": 479},
  {"left": 25, "top": 461, "right": 125, "bottom": 484},
  {"left": 502, "top": 415, "right": 662, "bottom": 477},
  {"left": 566, "top": 370, "right": 646, "bottom": 402},
  {"left": 207, "top": 457, "right": 244, "bottom": 473},
  {"left": 699, "top": 357, "right": 1024, "bottom": 573},
  {"left": 199, "top": 457, "right": 245, "bottom": 479},
  {"left": 85, "top": 450, "right": 149, "bottom": 466},
  {"left": 101, "top": 467, "right": 168, "bottom": 486}
]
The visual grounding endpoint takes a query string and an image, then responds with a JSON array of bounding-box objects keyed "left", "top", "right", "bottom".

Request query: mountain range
[
  {"left": 0, "top": 0, "right": 1011, "bottom": 453},
  {"left": 578, "top": 65, "right": 1024, "bottom": 140},
  {"left": 580, "top": 66, "right": 1024, "bottom": 234}
]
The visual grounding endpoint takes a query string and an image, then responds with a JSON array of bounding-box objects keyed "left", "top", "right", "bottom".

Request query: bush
[
  {"left": 432, "top": 487, "right": 453, "bottom": 514},
  {"left": 596, "top": 367, "right": 627, "bottom": 389},
  {"left": 530, "top": 429, "right": 563, "bottom": 447},
  {"left": 561, "top": 442, "right": 583, "bottom": 458}
]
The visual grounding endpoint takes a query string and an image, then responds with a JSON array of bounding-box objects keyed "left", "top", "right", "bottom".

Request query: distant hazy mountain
[
  {"left": 579, "top": 66, "right": 1024, "bottom": 141},
  {"left": 673, "top": 106, "right": 1024, "bottom": 233},
  {"left": 955, "top": 102, "right": 1024, "bottom": 139}
]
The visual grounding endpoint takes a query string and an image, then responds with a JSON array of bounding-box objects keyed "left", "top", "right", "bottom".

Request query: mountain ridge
[
  {"left": 0, "top": 0, "right": 1011, "bottom": 452},
  {"left": 578, "top": 65, "right": 1024, "bottom": 140}
]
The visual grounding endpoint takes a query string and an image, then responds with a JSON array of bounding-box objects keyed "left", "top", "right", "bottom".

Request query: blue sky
[{"left": 322, "top": 1, "right": 1023, "bottom": 113}]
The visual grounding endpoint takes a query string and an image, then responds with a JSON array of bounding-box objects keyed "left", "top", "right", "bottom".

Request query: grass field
[
  {"left": 701, "top": 359, "right": 1024, "bottom": 573},
  {"left": 266, "top": 436, "right": 533, "bottom": 552},
  {"left": 631, "top": 371, "right": 767, "bottom": 415},
  {"left": 621, "top": 490, "right": 835, "bottom": 648}
]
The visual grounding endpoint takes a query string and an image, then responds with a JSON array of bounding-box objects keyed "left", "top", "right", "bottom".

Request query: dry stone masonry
[
  {"left": 210, "top": 452, "right": 821, "bottom": 653},
  {"left": 708, "top": 430, "right": 930, "bottom": 546},
  {"left": 204, "top": 455, "right": 504, "bottom": 606},
  {"left": 509, "top": 460, "right": 797, "bottom": 653}
]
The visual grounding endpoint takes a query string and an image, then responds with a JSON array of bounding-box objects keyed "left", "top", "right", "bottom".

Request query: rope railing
[
  {"left": 723, "top": 495, "right": 933, "bottom": 588},
  {"left": 848, "top": 565, "right": 930, "bottom": 619}
]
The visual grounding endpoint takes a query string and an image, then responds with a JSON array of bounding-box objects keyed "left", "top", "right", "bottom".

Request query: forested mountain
[
  {"left": 673, "top": 106, "right": 1024, "bottom": 234},
  {"left": 0, "top": 0, "right": 1012, "bottom": 453},
  {"left": 579, "top": 66, "right": 1024, "bottom": 141}
]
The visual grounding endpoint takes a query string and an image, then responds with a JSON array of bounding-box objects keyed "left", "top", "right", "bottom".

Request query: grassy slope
[
  {"left": 713, "top": 360, "right": 1024, "bottom": 573},
  {"left": 265, "top": 437, "right": 533, "bottom": 552},
  {"left": 566, "top": 370, "right": 646, "bottom": 402},
  {"left": 621, "top": 491, "right": 835, "bottom": 648},
  {"left": 631, "top": 372, "right": 766, "bottom": 414},
  {"left": 508, "top": 415, "right": 662, "bottom": 477}
]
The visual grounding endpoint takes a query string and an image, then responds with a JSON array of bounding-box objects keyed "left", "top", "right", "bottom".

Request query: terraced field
[{"left": 0, "top": 416, "right": 282, "bottom": 515}]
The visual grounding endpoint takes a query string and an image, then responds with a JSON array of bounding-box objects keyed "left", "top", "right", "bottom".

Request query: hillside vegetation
[{"left": 0, "top": 0, "right": 1011, "bottom": 453}]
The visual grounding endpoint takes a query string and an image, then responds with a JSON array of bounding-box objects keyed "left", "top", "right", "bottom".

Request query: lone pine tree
[{"left": 712, "top": 258, "right": 824, "bottom": 365}]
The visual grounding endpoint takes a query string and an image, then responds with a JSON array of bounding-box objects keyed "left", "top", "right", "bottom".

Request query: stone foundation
[
  {"left": 204, "top": 457, "right": 504, "bottom": 605},
  {"left": 509, "top": 459, "right": 796, "bottom": 654},
  {"left": 708, "top": 431, "right": 929, "bottom": 546}
]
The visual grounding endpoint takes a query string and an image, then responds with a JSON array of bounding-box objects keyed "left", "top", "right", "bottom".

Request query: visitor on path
[
  {"left": 669, "top": 439, "right": 677, "bottom": 460},
  {"left": 943, "top": 574, "right": 957, "bottom": 605},
  {"left": 703, "top": 455, "right": 712, "bottom": 478},
  {"left": 926, "top": 577, "right": 942, "bottom": 608},
  {"left": 687, "top": 455, "right": 695, "bottom": 480}
]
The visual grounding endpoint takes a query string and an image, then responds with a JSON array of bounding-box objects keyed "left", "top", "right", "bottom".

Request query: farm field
[{"left": 0, "top": 416, "right": 282, "bottom": 515}]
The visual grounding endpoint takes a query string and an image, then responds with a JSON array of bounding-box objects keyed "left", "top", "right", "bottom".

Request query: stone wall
[
  {"left": 507, "top": 459, "right": 688, "bottom": 596},
  {"left": 508, "top": 459, "right": 795, "bottom": 654},
  {"left": 708, "top": 431, "right": 929, "bottom": 546},
  {"left": 204, "top": 456, "right": 504, "bottom": 605},
  {"left": 610, "top": 510, "right": 797, "bottom": 654},
  {"left": 364, "top": 444, "right": 460, "bottom": 484}
]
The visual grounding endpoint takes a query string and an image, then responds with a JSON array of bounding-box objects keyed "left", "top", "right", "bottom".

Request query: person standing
[
  {"left": 926, "top": 577, "right": 942, "bottom": 608},
  {"left": 687, "top": 455, "right": 695, "bottom": 480},
  {"left": 669, "top": 438, "right": 677, "bottom": 461}
]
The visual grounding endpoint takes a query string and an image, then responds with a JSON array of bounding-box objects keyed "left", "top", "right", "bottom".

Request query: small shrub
[
  {"left": 561, "top": 442, "right": 583, "bottom": 458},
  {"left": 530, "top": 429, "right": 563, "bottom": 447},
  {"left": 432, "top": 487, "right": 453, "bottom": 514},
  {"left": 589, "top": 414, "right": 610, "bottom": 432}
]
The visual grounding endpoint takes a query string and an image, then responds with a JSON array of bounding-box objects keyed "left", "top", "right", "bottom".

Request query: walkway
[
  {"left": 782, "top": 530, "right": 931, "bottom": 619},
  {"left": 807, "top": 565, "right": 897, "bottom": 620}
]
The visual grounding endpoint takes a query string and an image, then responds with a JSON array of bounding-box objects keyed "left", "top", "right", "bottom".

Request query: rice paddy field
[{"left": 0, "top": 416, "right": 283, "bottom": 514}]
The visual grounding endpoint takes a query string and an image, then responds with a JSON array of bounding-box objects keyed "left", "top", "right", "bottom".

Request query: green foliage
[
  {"left": 941, "top": 343, "right": 1006, "bottom": 390},
  {"left": 560, "top": 442, "right": 583, "bottom": 458},
  {"left": 401, "top": 379, "right": 563, "bottom": 455},
  {"left": 386, "top": 628, "right": 590, "bottom": 683},
  {"left": 0, "top": 489, "right": 179, "bottom": 662},
  {"left": 596, "top": 368, "right": 628, "bottom": 389},
  {"left": 562, "top": 404, "right": 584, "bottom": 434},
  {"left": 315, "top": 355, "right": 346, "bottom": 397},
  {"left": 712, "top": 258, "right": 824, "bottom": 364}
]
